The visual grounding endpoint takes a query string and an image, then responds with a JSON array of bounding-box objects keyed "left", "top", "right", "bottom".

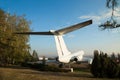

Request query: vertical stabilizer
[{"left": 54, "top": 35, "right": 71, "bottom": 58}]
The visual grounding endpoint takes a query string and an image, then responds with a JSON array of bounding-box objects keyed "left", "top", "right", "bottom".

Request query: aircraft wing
[{"left": 55, "top": 20, "right": 92, "bottom": 35}]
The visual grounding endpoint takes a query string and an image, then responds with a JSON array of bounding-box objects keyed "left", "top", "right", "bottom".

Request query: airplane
[{"left": 14, "top": 20, "right": 92, "bottom": 64}]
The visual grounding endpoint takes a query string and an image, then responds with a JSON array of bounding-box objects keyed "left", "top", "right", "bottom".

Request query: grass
[{"left": 0, "top": 66, "right": 119, "bottom": 80}]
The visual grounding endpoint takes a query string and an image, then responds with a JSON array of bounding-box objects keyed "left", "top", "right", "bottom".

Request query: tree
[
  {"left": 91, "top": 50, "right": 101, "bottom": 77},
  {"left": 117, "top": 53, "right": 120, "bottom": 63},
  {"left": 91, "top": 50, "right": 120, "bottom": 78},
  {"left": 42, "top": 56, "right": 46, "bottom": 66},
  {"left": 111, "top": 52, "right": 116, "bottom": 61},
  {"left": 106, "top": 0, "right": 118, "bottom": 8},
  {"left": 0, "top": 9, "right": 9, "bottom": 65},
  {"left": 32, "top": 50, "right": 39, "bottom": 61},
  {"left": 99, "top": 52, "right": 109, "bottom": 77},
  {"left": 106, "top": 58, "right": 119, "bottom": 78},
  {"left": 0, "top": 9, "right": 31, "bottom": 65}
]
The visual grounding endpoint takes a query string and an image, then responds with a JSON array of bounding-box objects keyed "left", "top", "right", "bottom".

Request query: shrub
[
  {"left": 106, "top": 59, "right": 119, "bottom": 78},
  {"left": 21, "top": 62, "right": 69, "bottom": 72}
]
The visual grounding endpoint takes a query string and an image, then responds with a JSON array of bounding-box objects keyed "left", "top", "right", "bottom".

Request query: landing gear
[
  {"left": 59, "top": 63, "right": 64, "bottom": 68},
  {"left": 58, "top": 63, "right": 73, "bottom": 72},
  {"left": 58, "top": 63, "right": 71, "bottom": 68}
]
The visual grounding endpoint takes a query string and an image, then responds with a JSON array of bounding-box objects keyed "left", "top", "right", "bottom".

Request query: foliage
[
  {"left": 21, "top": 62, "right": 70, "bottom": 72},
  {"left": 99, "top": 0, "right": 120, "bottom": 30},
  {"left": 99, "top": 20, "right": 120, "bottom": 30},
  {"left": 41, "top": 56, "right": 46, "bottom": 66},
  {"left": 91, "top": 50, "right": 101, "bottom": 77},
  {"left": 91, "top": 50, "right": 120, "bottom": 78},
  {"left": 117, "top": 53, "right": 120, "bottom": 63},
  {"left": 106, "top": 59, "right": 119, "bottom": 78},
  {"left": 0, "top": 9, "right": 32, "bottom": 66},
  {"left": 106, "top": 0, "right": 118, "bottom": 8},
  {"left": 32, "top": 50, "right": 39, "bottom": 61}
]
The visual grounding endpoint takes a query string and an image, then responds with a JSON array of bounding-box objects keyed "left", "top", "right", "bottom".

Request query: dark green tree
[
  {"left": 32, "top": 50, "right": 39, "bottom": 61},
  {"left": 91, "top": 50, "right": 101, "bottom": 77},
  {"left": 106, "top": 57, "right": 119, "bottom": 78},
  {"left": 91, "top": 50, "right": 120, "bottom": 78},
  {"left": 42, "top": 56, "right": 46, "bottom": 66},
  {"left": 99, "top": 52, "right": 109, "bottom": 77},
  {"left": 117, "top": 53, "right": 120, "bottom": 63},
  {"left": 111, "top": 52, "right": 116, "bottom": 61}
]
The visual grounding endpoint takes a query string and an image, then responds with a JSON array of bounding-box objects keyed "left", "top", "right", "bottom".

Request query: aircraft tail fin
[{"left": 54, "top": 35, "right": 71, "bottom": 58}]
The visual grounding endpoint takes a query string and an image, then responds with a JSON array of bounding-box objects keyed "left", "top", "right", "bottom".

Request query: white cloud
[
  {"left": 66, "top": 34, "right": 75, "bottom": 38},
  {"left": 115, "top": 7, "right": 120, "bottom": 13},
  {"left": 79, "top": 15, "right": 102, "bottom": 24},
  {"left": 111, "top": 27, "right": 120, "bottom": 33},
  {"left": 79, "top": 8, "right": 120, "bottom": 25}
]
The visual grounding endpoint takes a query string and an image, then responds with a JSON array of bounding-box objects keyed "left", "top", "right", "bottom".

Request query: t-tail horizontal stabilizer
[{"left": 14, "top": 20, "right": 92, "bottom": 35}]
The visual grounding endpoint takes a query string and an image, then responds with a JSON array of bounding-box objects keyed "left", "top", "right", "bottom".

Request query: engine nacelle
[
  {"left": 73, "top": 57, "right": 78, "bottom": 61},
  {"left": 73, "top": 55, "right": 83, "bottom": 62}
]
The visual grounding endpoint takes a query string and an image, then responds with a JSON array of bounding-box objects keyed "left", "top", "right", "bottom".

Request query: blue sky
[{"left": 0, "top": 0, "right": 120, "bottom": 57}]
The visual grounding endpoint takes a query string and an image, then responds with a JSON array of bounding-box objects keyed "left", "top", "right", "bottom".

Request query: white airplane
[{"left": 15, "top": 20, "right": 92, "bottom": 64}]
